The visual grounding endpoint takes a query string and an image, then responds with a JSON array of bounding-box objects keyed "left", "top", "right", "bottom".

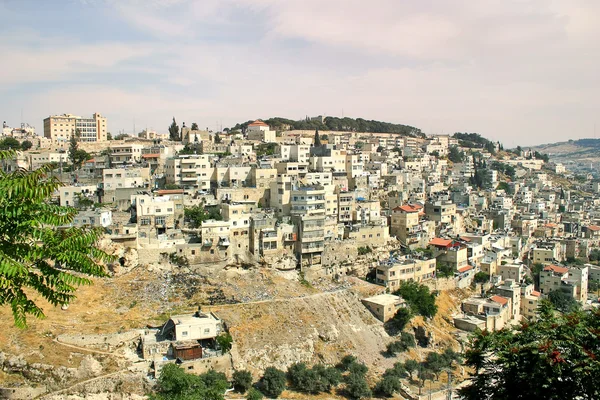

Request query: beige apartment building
[
  {"left": 375, "top": 257, "right": 436, "bottom": 289},
  {"left": 43, "top": 113, "right": 107, "bottom": 143}
]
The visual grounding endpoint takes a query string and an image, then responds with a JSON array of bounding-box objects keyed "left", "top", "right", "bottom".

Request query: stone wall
[
  {"left": 0, "top": 387, "right": 47, "bottom": 400},
  {"left": 56, "top": 330, "right": 142, "bottom": 350}
]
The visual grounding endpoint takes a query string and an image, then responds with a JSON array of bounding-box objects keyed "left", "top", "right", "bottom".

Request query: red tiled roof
[
  {"left": 248, "top": 120, "right": 269, "bottom": 127},
  {"left": 398, "top": 205, "right": 420, "bottom": 213},
  {"left": 531, "top": 290, "right": 541, "bottom": 297},
  {"left": 460, "top": 236, "right": 472, "bottom": 242},
  {"left": 543, "top": 265, "right": 569, "bottom": 274},
  {"left": 545, "top": 223, "right": 557, "bottom": 228},
  {"left": 490, "top": 295, "right": 509, "bottom": 306},
  {"left": 157, "top": 189, "right": 184, "bottom": 195},
  {"left": 587, "top": 225, "right": 600, "bottom": 231},
  {"left": 143, "top": 153, "right": 160, "bottom": 158},
  {"left": 457, "top": 265, "right": 474, "bottom": 273},
  {"left": 429, "top": 238, "right": 452, "bottom": 247}
]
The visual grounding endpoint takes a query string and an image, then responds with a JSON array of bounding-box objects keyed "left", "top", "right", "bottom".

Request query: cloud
[{"left": 1, "top": 0, "right": 598, "bottom": 146}]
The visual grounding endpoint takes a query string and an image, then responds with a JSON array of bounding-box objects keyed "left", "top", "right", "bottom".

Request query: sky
[{"left": 0, "top": 0, "right": 599, "bottom": 147}]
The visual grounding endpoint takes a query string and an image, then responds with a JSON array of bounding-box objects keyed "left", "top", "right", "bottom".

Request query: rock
[
  {"left": 77, "top": 355, "right": 103, "bottom": 379},
  {"left": 62, "top": 304, "right": 70, "bottom": 310}
]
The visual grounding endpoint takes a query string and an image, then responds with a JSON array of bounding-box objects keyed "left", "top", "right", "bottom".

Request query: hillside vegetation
[{"left": 232, "top": 116, "right": 424, "bottom": 137}]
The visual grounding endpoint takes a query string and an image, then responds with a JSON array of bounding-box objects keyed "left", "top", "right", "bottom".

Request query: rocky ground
[{"left": 0, "top": 247, "right": 468, "bottom": 399}]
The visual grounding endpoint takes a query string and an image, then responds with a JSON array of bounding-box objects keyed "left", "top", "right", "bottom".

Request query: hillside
[
  {"left": 531, "top": 138, "right": 600, "bottom": 163},
  {"left": 231, "top": 116, "right": 425, "bottom": 137}
]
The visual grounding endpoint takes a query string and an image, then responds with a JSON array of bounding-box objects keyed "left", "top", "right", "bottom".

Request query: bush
[
  {"left": 347, "top": 361, "right": 368, "bottom": 377},
  {"left": 337, "top": 355, "right": 358, "bottom": 371},
  {"left": 404, "top": 359, "right": 419, "bottom": 380},
  {"left": 246, "top": 388, "right": 263, "bottom": 400},
  {"left": 400, "top": 332, "right": 416, "bottom": 349},
  {"left": 233, "top": 370, "right": 253, "bottom": 393},
  {"left": 386, "top": 340, "right": 405, "bottom": 356},
  {"left": 394, "top": 281, "right": 438, "bottom": 318},
  {"left": 260, "top": 367, "right": 286, "bottom": 398},
  {"left": 216, "top": 332, "right": 233, "bottom": 354},
  {"left": 357, "top": 246, "right": 372, "bottom": 255},
  {"left": 388, "top": 307, "right": 413, "bottom": 331},
  {"left": 473, "top": 272, "right": 490, "bottom": 284},
  {"left": 344, "top": 373, "right": 372, "bottom": 399},
  {"left": 151, "top": 363, "right": 228, "bottom": 400},
  {"left": 383, "top": 362, "right": 407, "bottom": 379},
  {"left": 375, "top": 374, "right": 402, "bottom": 397}
]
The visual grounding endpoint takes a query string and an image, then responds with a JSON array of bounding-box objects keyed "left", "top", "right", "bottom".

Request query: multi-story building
[
  {"left": 539, "top": 265, "right": 588, "bottom": 303},
  {"left": 43, "top": 113, "right": 107, "bottom": 142},
  {"left": 103, "top": 167, "right": 150, "bottom": 190},
  {"left": 165, "top": 155, "right": 213, "bottom": 191},
  {"left": 59, "top": 184, "right": 98, "bottom": 207},
  {"left": 375, "top": 256, "right": 436, "bottom": 289}
]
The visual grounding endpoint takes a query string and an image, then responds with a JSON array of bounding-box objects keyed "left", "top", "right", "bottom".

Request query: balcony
[
  {"left": 303, "top": 224, "right": 324, "bottom": 232},
  {"left": 218, "top": 237, "right": 230, "bottom": 247},
  {"left": 181, "top": 168, "right": 197, "bottom": 173},
  {"left": 203, "top": 239, "right": 213, "bottom": 247},
  {"left": 301, "top": 244, "right": 324, "bottom": 253},
  {"left": 181, "top": 176, "right": 198, "bottom": 182}
]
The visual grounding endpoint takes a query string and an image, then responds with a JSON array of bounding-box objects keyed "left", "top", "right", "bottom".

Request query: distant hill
[
  {"left": 531, "top": 138, "right": 600, "bottom": 162},
  {"left": 231, "top": 116, "right": 425, "bottom": 137}
]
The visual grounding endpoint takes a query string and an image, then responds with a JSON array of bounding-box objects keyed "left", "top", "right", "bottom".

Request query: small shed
[
  {"left": 174, "top": 343, "right": 203, "bottom": 360},
  {"left": 361, "top": 294, "right": 405, "bottom": 322}
]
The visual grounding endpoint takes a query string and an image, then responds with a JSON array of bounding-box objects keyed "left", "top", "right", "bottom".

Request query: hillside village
[{"left": 1, "top": 114, "right": 600, "bottom": 399}]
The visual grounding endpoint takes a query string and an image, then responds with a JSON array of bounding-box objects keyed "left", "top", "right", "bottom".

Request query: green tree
[
  {"left": 191, "top": 122, "right": 199, "bottom": 130},
  {"left": 424, "top": 352, "right": 445, "bottom": 380},
  {"left": 20, "top": 140, "right": 33, "bottom": 151},
  {"left": 246, "top": 388, "right": 263, "bottom": 400},
  {"left": 448, "top": 146, "right": 464, "bottom": 163},
  {"left": 459, "top": 303, "right": 600, "bottom": 400},
  {"left": 374, "top": 374, "right": 401, "bottom": 397},
  {"left": 404, "top": 359, "right": 419, "bottom": 380},
  {"left": 0, "top": 137, "right": 21, "bottom": 150},
  {"left": 214, "top": 132, "right": 222, "bottom": 144},
  {"left": 106, "top": 132, "right": 112, "bottom": 140},
  {"left": 474, "top": 272, "right": 490, "bottom": 284},
  {"left": 388, "top": 307, "right": 412, "bottom": 332},
  {"left": 337, "top": 355, "right": 358, "bottom": 371},
  {"left": 184, "top": 205, "right": 222, "bottom": 228},
  {"left": 150, "top": 362, "right": 228, "bottom": 400},
  {"left": 547, "top": 290, "right": 581, "bottom": 313},
  {"left": 68, "top": 129, "right": 91, "bottom": 170},
  {"left": 216, "top": 332, "right": 233, "bottom": 354},
  {"left": 259, "top": 367, "right": 286, "bottom": 398},
  {"left": 169, "top": 117, "right": 180, "bottom": 141},
  {"left": 344, "top": 373, "right": 372, "bottom": 400},
  {"left": 393, "top": 281, "right": 438, "bottom": 318},
  {"left": 0, "top": 158, "right": 111, "bottom": 327},
  {"left": 233, "top": 370, "right": 253, "bottom": 393}
]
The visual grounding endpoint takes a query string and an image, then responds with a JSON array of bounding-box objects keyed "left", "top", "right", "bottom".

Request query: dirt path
[
  {"left": 52, "top": 338, "right": 130, "bottom": 358},
  {"left": 37, "top": 367, "right": 132, "bottom": 399}
]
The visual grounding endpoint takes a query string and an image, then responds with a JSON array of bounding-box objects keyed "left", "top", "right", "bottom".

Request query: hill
[
  {"left": 531, "top": 138, "right": 600, "bottom": 163},
  {"left": 231, "top": 116, "right": 425, "bottom": 137}
]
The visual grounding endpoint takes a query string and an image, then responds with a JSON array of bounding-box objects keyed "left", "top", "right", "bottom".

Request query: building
[
  {"left": 43, "top": 113, "right": 107, "bottom": 142},
  {"left": 539, "top": 265, "right": 588, "bottom": 303},
  {"left": 247, "top": 120, "right": 276, "bottom": 142},
  {"left": 361, "top": 294, "right": 406, "bottom": 322},
  {"left": 375, "top": 257, "right": 436, "bottom": 289}
]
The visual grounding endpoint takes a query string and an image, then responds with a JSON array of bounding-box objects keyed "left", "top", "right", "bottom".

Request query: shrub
[
  {"left": 404, "top": 359, "right": 419, "bottom": 380},
  {"left": 393, "top": 281, "right": 438, "bottom": 318},
  {"left": 260, "top": 367, "right": 286, "bottom": 398},
  {"left": 344, "top": 373, "right": 372, "bottom": 399},
  {"left": 216, "top": 332, "right": 233, "bottom": 354},
  {"left": 233, "top": 370, "right": 253, "bottom": 393},
  {"left": 473, "top": 272, "right": 490, "bottom": 284},
  {"left": 246, "top": 388, "right": 263, "bottom": 400},
  {"left": 400, "top": 332, "right": 416, "bottom": 349},
  {"left": 347, "top": 361, "right": 368, "bottom": 377},
  {"left": 375, "top": 374, "right": 402, "bottom": 397},
  {"left": 337, "top": 355, "right": 358, "bottom": 371},
  {"left": 388, "top": 307, "right": 413, "bottom": 331}
]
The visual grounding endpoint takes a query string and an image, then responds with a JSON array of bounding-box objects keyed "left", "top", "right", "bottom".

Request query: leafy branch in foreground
[
  {"left": 0, "top": 153, "right": 112, "bottom": 327},
  {"left": 460, "top": 301, "right": 600, "bottom": 400}
]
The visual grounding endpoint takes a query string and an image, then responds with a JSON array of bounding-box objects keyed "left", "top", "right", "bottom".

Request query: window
[
  {"left": 181, "top": 331, "right": 188, "bottom": 337},
  {"left": 140, "top": 218, "right": 150, "bottom": 226},
  {"left": 204, "top": 328, "right": 210, "bottom": 334},
  {"left": 155, "top": 216, "right": 166, "bottom": 225}
]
